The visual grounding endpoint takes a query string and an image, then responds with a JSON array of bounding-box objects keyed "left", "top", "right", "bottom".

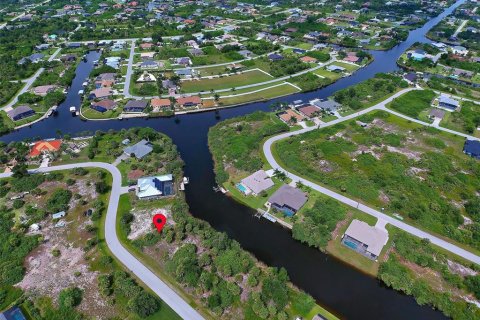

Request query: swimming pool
[
  {"left": 236, "top": 183, "right": 248, "bottom": 194},
  {"left": 344, "top": 240, "right": 358, "bottom": 250}
]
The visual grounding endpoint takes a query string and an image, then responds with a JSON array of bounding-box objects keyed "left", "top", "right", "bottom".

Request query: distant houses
[{"left": 341, "top": 219, "right": 388, "bottom": 261}]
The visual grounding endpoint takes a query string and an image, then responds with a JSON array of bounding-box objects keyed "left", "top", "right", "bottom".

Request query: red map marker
[{"left": 152, "top": 213, "right": 167, "bottom": 233}]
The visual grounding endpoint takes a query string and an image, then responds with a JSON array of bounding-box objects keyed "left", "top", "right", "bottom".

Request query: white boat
[
  {"left": 78, "top": 89, "right": 84, "bottom": 95},
  {"left": 69, "top": 106, "right": 76, "bottom": 113},
  {"left": 82, "top": 81, "right": 88, "bottom": 87},
  {"left": 183, "top": 177, "right": 189, "bottom": 184}
]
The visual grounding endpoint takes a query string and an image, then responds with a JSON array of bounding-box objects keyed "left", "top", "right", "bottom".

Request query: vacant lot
[
  {"left": 180, "top": 70, "right": 273, "bottom": 93},
  {"left": 273, "top": 110, "right": 480, "bottom": 250}
]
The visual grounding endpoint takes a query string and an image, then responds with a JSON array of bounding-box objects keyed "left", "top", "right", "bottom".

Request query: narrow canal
[{"left": 1, "top": 1, "right": 466, "bottom": 318}]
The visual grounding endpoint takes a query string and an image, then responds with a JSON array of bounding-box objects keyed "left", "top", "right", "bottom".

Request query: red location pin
[{"left": 152, "top": 213, "right": 167, "bottom": 233}]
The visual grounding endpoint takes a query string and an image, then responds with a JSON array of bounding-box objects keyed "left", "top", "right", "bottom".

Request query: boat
[
  {"left": 69, "top": 106, "right": 76, "bottom": 114},
  {"left": 78, "top": 89, "right": 84, "bottom": 95},
  {"left": 82, "top": 81, "right": 88, "bottom": 87},
  {"left": 183, "top": 177, "right": 189, "bottom": 185}
]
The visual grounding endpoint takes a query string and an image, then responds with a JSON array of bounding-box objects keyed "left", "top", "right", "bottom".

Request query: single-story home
[
  {"left": 7, "top": 105, "right": 35, "bottom": 121},
  {"left": 175, "top": 57, "right": 192, "bottom": 66},
  {"left": 268, "top": 184, "right": 308, "bottom": 216},
  {"left": 341, "top": 219, "right": 389, "bottom": 260},
  {"left": 123, "top": 139, "right": 153, "bottom": 159},
  {"left": 278, "top": 109, "right": 305, "bottom": 124},
  {"left": 151, "top": 98, "right": 171, "bottom": 110},
  {"left": 136, "top": 174, "right": 174, "bottom": 199},
  {"left": 238, "top": 50, "right": 253, "bottom": 58},
  {"left": 312, "top": 99, "right": 341, "bottom": 112},
  {"left": 464, "top": 140, "right": 480, "bottom": 159},
  {"left": 188, "top": 48, "right": 204, "bottom": 56},
  {"left": 89, "top": 87, "right": 113, "bottom": 100},
  {"left": 238, "top": 170, "right": 274, "bottom": 196},
  {"left": 140, "top": 59, "right": 159, "bottom": 69},
  {"left": 29, "top": 139, "right": 62, "bottom": 157},
  {"left": 123, "top": 100, "right": 148, "bottom": 113},
  {"left": 268, "top": 53, "right": 284, "bottom": 61},
  {"left": 326, "top": 64, "right": 346, "bottom": 72},
  {"left": 91, "top": 99, "right": 117, "bottom": 113},
  {"left": 297, "top": 105, "right": 321, "bottom": 118},
  {"left": 175, "top": 68, "right": 194, "bottom": 78},
  {"left": 177, "top": 96, "right": 202, "bottom": 108},
  {"left": 33, "top": 85, "right": 57, "bottom": 96},
  {"left": 438, "top": 94, "right": 459, "bottom": 110},
  {"left": 300, "top": 56, "right": 317, "bottom": 63},
  {"left": 451, "top": 45, "right": 468, "bottom": 56},
  {"left": 96, "top": 73, "right": 116, "bottom": 81}
]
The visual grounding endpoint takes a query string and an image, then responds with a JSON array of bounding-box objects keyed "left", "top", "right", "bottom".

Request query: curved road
[
  {"left": 0, "top": 162, "right": 204, "bottom": 320},
  {"left": 263, "top": 87, "right": 480, "bottom": 265}
]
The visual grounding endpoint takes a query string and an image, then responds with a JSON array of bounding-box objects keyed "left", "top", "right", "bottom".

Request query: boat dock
[{"left": 256, "top": 209, "right": 293, "bottom": 229}]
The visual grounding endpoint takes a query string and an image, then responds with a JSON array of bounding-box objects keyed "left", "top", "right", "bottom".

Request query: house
[
  {"left": 91, "top": 99, "right": 117, "bottom": 113},
  {"left": 188, "top": 48, "right": 204, "bottom": 56},
  {"left": 344, "top": 52, "right": 360, "bottom": 63},
  {"left": 341, "top": 219, "right": 388, "bottom": 260},
  {"left": 175, "top": 68, "right": 194, "bottom": 78},
  {"left": 136, "top": 174, "right": 174, "bottom": 199},
  {"left": 238, "top": 50, "right": 254, "bottom": 58},
  {"left": 326, "top": 64, "right": 346, "bottom": 72},
  {"left": 124, "top": 100, "right": 148, "bottom": 113},
  {"left": 137, "top": 72, "right": 156, "bottom": 82},
  {"left": 429, "top": 108, "right": 445, "bottom": 120},
  {"left": 464, "top": 140, "right": 480, "bottom": 159},
  {"left": 29, "top": 139, "right": 62, "bottom": 157},
  {"left": 0, "top": 306, "right": 27, "bottom": 320},
  {"left": 268, "top": 53, "right": 284, "bottom": 61},
  {"left": 140, "top": 59, "right": 159, "bottom": 69},
  {"left": 95, "top": 79, "right": 114, "bottom": 89},
  {"left": 409, "top": 49, "right": 426, "bottom": 61},
  {"left": 227, "top": 63, "right": 244, "bottom": 71},
  {"left": 177, "top": 96, "right": 202, "bottom": 108},
  {"left": 35, "top": 43, "right": 50, "bottom": 51},
  {"left": 89, "top": 87, "right": 113, "bottom": 100},
  {"left": 33, "top": 85, "right": 57, "bottom": 96},
  {"left": 60, "top": 54, "right": 76, "bottom": 62},
  {"left": 300, "top": 56, "right": 317, "bottom": 63},
  {"left": 267, "top": 184, "right": 307, "bottom": 216},
  {"left": 7, "top": 105, "right": 35, "bottom": 121},
  {"left": 123, "top": 139, "right": 153, "bottom": 159},
  {"left": 140, "top": 42, "right": 154, "bottom": 50},
  {"left": 96, "top": 73, "right": 116, "bottom": 82},
  {"left": 140, "top": 52, "right": 156, "bottom": 60},
  {"left": 451, "top": 45, "right": 468, "bottom": 56},
  {"left": 278, "top": 109, "right": 305, "bottom": 124},
  {"left": 175, "top": 57, "right": 192, "bottom": 66},
  {"left": 68, "top": 42, "right": 81, "bottom": 49},
  {"left": 312, "top": 99, "right": 342, "bottom": 113},
  {"left": 297, "top": 105, "right": 321, "bottom": 118},
  {"left": 438, "top": 94, "right": 459, "bottom": 110},
  {"left": 52, "top": 211, "right": 66, "bottom": 219},
  {"left": 151, "top": 98, "right": 171, "bottom": 110},
  {"left": 20, "top": 53, "right": 44, "bottom": 64},
  {"left": 238, "top": 170, "right": 274, "bottom": 196}
]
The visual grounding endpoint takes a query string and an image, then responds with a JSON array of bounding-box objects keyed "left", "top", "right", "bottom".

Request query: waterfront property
[
  {"left": 267, "top": 184, "right": 308, "bottom": 216},
  {"left": 312, "top": 99, "right": 342, "bottom": 113},
  {"left": 28, "top": 139, "right": 62, "bottom": 157},
  {"left": 297, "top": 104, "right": 321, "bottom": 118},
  {"left": 91, "top": 99, "right": 118, "bottom": 113},
  {"left": 463, "top": 140, "right": 480, "bottom": 159},
  {"left": 278, "top": 109, "right": 305, "bottom": 124},
  {"left": 136, "top": 174, "right": 174, "bottom": 199},
  {"left": 238, "top": 170, "right": 274, "bottom": 196},
  {"left": 124, "top": 100, "right": 148, "bottom": 113},
  {"left": 6, "top": 105, "right": 35, "bottom": 121},
  {"left": 123, "top": 139, "right": 153, "bottom": 159},
  {"left": 341, "top": 219, "right": 388, "bottom": 261}
]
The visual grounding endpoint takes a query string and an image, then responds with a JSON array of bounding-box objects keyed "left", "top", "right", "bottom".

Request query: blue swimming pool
[
  {"left": 344, "top": 241, "right": 358, "bottom": 250},
  {"left": 236, "top": 183, "right": 248, "bottom": 193}
]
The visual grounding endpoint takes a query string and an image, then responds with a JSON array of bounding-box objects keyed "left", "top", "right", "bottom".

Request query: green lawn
[
  {"left": 313, "top": 68, "right": 342, "bottom": 80},
  {"left": 327, "top": 61, "right": 359, "bottom": 72},
  {"left": 387, "top": 89, "right": 436, "bottom": 118},
  {"left": 180, "top": 70, "right": 274, "bottom": 93},
  {"left": 81, "top": 106, "right": 122, "bottom": 120},
  {"left": 217, "top": 83, "right": 299, "bottom": 106}
]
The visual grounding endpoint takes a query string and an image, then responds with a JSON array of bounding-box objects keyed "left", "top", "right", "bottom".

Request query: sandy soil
[{"left": 128, "top": 207, "right": 171, "bottom": 240}]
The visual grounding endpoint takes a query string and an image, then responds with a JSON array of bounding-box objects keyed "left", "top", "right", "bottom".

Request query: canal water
[{"left": 2, "top": 1, "right": 466, "bottom": 318}]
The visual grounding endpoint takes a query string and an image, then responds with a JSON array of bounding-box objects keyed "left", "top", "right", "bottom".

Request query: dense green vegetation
[
  {"left": 268, "top": 56, "right": 309, "bottom": 77},
  {"left": 379, "top": 231, "right": 480, "bottom": 320},
  {"left": 291, "top": 72, "right": 333, "bottom": 92},
  {"left": 292, "top": 198, "right": 347, "bottom": 250},
  {"left": 442, "top": 101, "right": 480, "bottom": 134},
  {"left": 389, "top": 89, "right": 436, "bottom": 118},
  {"left": 274, "top": 111, "right": 480, "bottom": 249},
  {"left": 334, "top": 73, "right": 408, "bottom": 111},
  {"left": 208, "top": 111, "right": 288, "bottom": 184}
]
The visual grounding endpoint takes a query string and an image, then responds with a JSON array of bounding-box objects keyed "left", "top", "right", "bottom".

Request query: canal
[{"left": 2, "top": 1, "right": 466, "bottom": 318}]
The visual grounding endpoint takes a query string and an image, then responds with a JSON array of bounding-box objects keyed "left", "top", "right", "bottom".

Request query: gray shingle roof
[{"left": 268, "top": 184, "right": 307, "bottom": 211}]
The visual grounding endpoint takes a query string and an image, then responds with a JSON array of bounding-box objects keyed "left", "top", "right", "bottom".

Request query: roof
[
  {"left": 29, "top": 140, "right": 62, "bottom": 157},
  {"left": 241, "top": 170, "right": 274, "bottom": 194},
  {"left": 52, "top": 211, "right": 66, "bottom": 219},
  {"left": 90, "top": 87, "right": 113, "bottom": 98},
  {"left": 429, "top": 108, "right": 445, "bottom": 119},
  {"left": 0, "top": 306, "right": 27, "bottom": 320},
  {"left": 300, "top": 56, "right": 317, "bottom": 63},
  {"left": 137, "top": 174, "right": 173, "bottom": 198},
  {"left": 33, "top": 85, "right": 57, "bottom": 95},
  {"left": 268, "top": 184, "right": 307, "bottom": 211},
  {"left": 464, "top": 140, "right": 480, "bottom": 156},
  {"left": 151, "top": 98, "right": 171, "bottom": 108},
  {"left": 7, "top": 105, "right": 34, "bottom": 119},
  {"left": 298, "top": 105, "right": 321, "bottom": 117},
  {"left": 312, "top": 99, "right": 341, "bottom": 111},
  {"left": 124, "top": 99, "right": 148, "bottom": 110},
  {"left": 123, "top": 139, "right": 153, "bottom": 158},
  {"left": 279, "top": 109, "right": 305, "bottom": 123},
  {"left": 344, "top": 219, "right": 388, "bottom": 256},
  {"left": 177, "top": 96, "right": 202, "bottom": 105},
  {"left": 92, "top": 99, "right": 117, "bottom": 109},
  {"left": 326, "top": 64, "right": 345, "bottom": 72},
  {"left": 438, "top": 94, "right": 459, "bottom": 107}
]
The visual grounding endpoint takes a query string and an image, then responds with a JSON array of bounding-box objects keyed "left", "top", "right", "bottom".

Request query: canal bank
[{"left": 0, "top": 1, "right": 468, "bottom": 319}]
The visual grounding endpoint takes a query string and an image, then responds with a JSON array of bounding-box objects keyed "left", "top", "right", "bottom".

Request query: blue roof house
[{"left": 464, "top": 140, "right": 480, "bottom": 159}]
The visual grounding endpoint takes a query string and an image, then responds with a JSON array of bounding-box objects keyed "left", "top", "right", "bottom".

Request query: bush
[
  {"left": 46, "top": 189, "right": 72, "bottom": 213},
  {"left": 12, "top": 199, "right": 24, "bottom": 209},
  {"left": 58, "top": 287, "right": 83, "bottom": 309},
  {"left": 128, "top": 291, "right": 160, "bottom": 317}
]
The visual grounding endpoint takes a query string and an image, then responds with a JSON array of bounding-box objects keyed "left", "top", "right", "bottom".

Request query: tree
[
  {"left": 12, "top": 163, "right": 28, "bottom": 178},
  {"left": 128, "top": 291, "right": 160, "bottom": 317},
  {"left": 58, "top": 287, "right": 83, "bottom": 309}
]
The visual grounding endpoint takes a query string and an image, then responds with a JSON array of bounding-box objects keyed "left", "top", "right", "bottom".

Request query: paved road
[
  {"left": 123, "top": 40, "right": 136, "bottom": 98},
  {"left": 453, "top": 19, "right": 468, "bottom": 37},
  {"left": 0, "top": 163, "right": 205, "bottom": 320},
  {"left": 263, "top": 87, "right": 480, "bottom": 265},
  {"left": 1, "top": 47, "right": 62, "bottom": 111}
]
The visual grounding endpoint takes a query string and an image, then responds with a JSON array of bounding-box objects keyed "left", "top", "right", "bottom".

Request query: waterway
[{"left": 1, "top": 1, "right": 467, "bottom": 318}]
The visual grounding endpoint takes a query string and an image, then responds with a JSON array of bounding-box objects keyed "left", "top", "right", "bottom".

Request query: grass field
[
  {"left": 217, "top": 83, "right": 299, "bottom": 106},
  {"left": 81, "top": 106, "right": 122, "bottom": 119},
  {"left": 180, "top": 70, "right": 274, "bottom": 93},
  {"left": 329, "top": 61, "right": 360, "bottom": 72},
  {"left": 313, "top": 68, "right": 342, "bottom": 80}
]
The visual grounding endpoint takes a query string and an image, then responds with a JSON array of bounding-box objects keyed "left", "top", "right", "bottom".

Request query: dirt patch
[
  {"left": 17, "top": 222, "right": 116, "bottom": 319},
  {"left": 316, "top": 159, "right": 335, "bottom": 173},
  {"left": 128, "top": 207, "right": 171, "bottom": 240},
  {"left": 378, "top": 190, "right": 390, "bottom": 204},
  {"left": 386, "top": 145, "right": 422, "bottom": 161},
  {"left": 447, "top": 260, "right": 478, "bottom": 277},
  {"left": 331, "top": 212, "right": 353, "bottom": 240}
]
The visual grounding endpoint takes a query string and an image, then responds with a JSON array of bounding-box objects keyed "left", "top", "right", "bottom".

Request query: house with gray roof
[
  {"left": 438, "top": 94, "right": 459, "bottom": 111},
  {"left": 312, "top": 99, "right": 342, "bottom": 113},
  {"left": 268, "top": 184, "right": 307, "bottom": 216},
  {"left": 7, "top": 105, "right": 35, "bottom": 121},
  {"left": 239, "top": 170, "right": 274, "bottom": 196},
  {"left": 326, "top": 64, "right": 345, "bottom": 72},
  {"left": 123, "top": 139, "right": 153, "bottom": 159},
  {"left": 342, "top": 219, "right": 389, "bottom": 260},
  {"left": 124, "top": 100, "right": 148, "bottom": 113}
]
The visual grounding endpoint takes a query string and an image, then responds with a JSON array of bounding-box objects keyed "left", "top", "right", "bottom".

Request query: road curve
[
  {"left": 0, "top": 162, "right": 204, "bottom": 320},
  {"left": 263, "top": 87, "right": 480, "bottom": 265}
]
